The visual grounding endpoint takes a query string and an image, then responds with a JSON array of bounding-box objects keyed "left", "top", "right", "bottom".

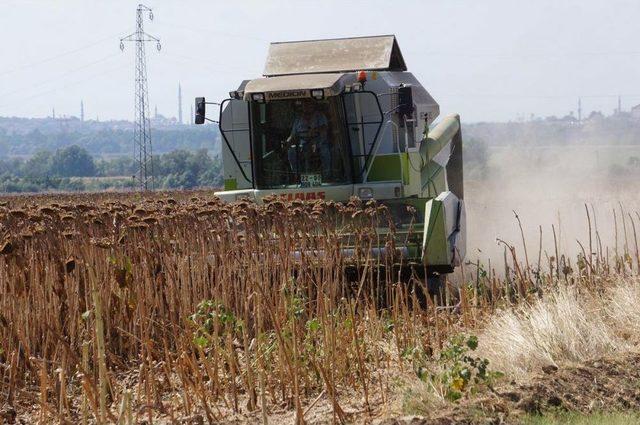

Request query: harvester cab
[{"left": 196, "top": 35, "right": 466, "bottom": 277}]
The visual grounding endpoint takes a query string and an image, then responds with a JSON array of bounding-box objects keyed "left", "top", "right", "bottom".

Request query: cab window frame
[{"left": 249, "top": 95, "right": 354, "bottom": 190}]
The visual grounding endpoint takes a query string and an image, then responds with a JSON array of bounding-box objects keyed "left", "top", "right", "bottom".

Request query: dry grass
[
  {"left": 1, "top": 192, "right": 640, "bottom": 423},
  {"left": 608, "top": 283, "right": 640, "bottom": 340},
  {"left": 479, "top": 283, "right": 634, "bottom": 378}
]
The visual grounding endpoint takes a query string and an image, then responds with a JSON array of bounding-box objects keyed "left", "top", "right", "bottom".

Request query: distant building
[
  {"left": 586, "top": 111, "right": 605, "bottom": 121},
  {"left": 631, "top": 104, "right": 640, "bottom": 120},
  {"left": 151, "top": 113, "right": 178, "bottom": 126},
  {"left": 559, "top": 114, "right": 578, "bottom": 123}
]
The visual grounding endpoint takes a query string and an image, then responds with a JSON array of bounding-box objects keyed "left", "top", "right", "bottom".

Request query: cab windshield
[{"left": 250, "top": 97, "right": 352, "bottom": 189}]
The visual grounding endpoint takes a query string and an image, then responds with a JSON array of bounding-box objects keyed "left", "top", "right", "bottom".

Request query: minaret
[
  {"left": 52, "top": 107, "right": 56, "bottom": 119},
  {"left": 618, "top": 95, "right": 622, "bottom": 114},
  {"left": 80, "top": 100, "right": 85, "bottom": 122},
  {"left": 577, "top": 98, "right": 581, "bottom": 122},
  {"left": 190, "top": 103, "right": 193, "bottom": 125},
  {"left": 178, "top": 83, "right": 183, "bottom": 124},
  {"left": 154, "top": 105, "right": 158, "bottom": 119}
]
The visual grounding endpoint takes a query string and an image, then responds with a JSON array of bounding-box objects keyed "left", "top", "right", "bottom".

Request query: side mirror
[
  {"left": 195, "top": 97, "right": 206, "bottom": 125},
  {"left": 398, "top": 85, "right": 414, "bottom": 119}
]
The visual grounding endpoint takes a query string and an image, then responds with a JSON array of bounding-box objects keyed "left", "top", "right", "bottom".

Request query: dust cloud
[{"left": 464, "top": 144, "right": 640, "bottom": 269}]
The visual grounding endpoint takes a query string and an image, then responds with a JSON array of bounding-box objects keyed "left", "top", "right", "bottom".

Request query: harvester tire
[{"left": 427, "top": 274, "right": 444, "bottom": 296}]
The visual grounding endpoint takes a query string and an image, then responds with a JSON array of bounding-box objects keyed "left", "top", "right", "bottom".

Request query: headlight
[
  {"left": 311, "top": 89, "right": 324, "bottom": 100},
  {"left": 251, "top": 93, "right": 265, "bottom": 102}
]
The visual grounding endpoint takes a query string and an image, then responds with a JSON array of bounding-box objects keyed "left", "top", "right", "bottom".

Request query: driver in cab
[{"left": 286, "top": 100, "right": 331, "bottom": 176}]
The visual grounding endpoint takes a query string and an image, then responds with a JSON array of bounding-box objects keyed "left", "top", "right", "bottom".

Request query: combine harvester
[{"left": 195, "top": 35, "right": 465, "bottom": 289}]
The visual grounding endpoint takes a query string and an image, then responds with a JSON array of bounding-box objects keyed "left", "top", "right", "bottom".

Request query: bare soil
[
  {"left": 381, "top": 352, "right": 640, "bottom": 425},
  {"left": 6, "top": 353, "right": 638, "bottom": 424}
]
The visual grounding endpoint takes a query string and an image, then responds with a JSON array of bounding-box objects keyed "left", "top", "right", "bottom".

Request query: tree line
[
  {"left": 0, "top": 126, "right": 219, "bottom": 156},
  {"left": 0, "top": 146, "right": 223, "bottom": 193}
]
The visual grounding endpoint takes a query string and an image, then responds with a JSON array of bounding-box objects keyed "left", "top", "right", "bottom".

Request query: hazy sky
[{"left": 1, "top": 0, "right": 639, "bottom": 123}]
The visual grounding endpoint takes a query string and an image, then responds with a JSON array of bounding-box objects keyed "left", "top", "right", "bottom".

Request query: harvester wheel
[{"left": 427, "top": 274, "right": 445, "bottom": 297}]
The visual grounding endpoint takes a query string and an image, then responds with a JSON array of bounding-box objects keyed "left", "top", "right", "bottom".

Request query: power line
[
  {"left": 155, "top": 21, "right": 269, "bottom": 42},
  {"left": 0, "top": 31, "right": 128, "bottom": 78},
  {"left": 0, "top": 53, "right": 121, "bottom": 99},
  {"left": 161, "top": 51, "right": 249, "bottom": 72},
  {"left": 0, "top": 62, "right": 129, "bottom": 112}
]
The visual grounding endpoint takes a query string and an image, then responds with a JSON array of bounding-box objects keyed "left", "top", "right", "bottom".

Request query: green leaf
[
  {"left": 416, "top": 366, "right": 428, "bottom": 381},
  {"left": 81, "top": 310, "right": 92, "bottom": 321},
  {"left": 343, "top": 318, "right": 353, "bottom": 329},
  {"left": 446, "top": 390, "right": 462, "bottom": 402},
  {"left": 466, "top": 335, "right": 478, "bottom": 350},
  {"left": 193, "top": 336, "right": 209, "bottom": 348},
  {"left": 306, "top": 318, "right": 321, "bottom": 333},
  {"left": 124, "top": 256, "right": 133, "bottom": 274}
]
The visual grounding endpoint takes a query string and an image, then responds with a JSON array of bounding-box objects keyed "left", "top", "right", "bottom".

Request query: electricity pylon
[{"left": 120, "top": 4, "right": 161, "bottom": 190}]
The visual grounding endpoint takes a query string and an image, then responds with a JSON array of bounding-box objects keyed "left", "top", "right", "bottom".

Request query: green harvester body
[{"left": 197, "top": 35, "right": 466, "bottom": 275}]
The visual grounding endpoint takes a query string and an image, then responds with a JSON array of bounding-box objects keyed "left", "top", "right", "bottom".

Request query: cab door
[
  {"left": 220, "top": 99, "right": 253, "bottom": 190},
  {"left": 342, "top": 91, "right": 384, "bottom": 183}
]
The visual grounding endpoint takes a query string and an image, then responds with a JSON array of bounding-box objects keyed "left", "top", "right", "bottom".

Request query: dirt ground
[
  {"left": 379, "top": 352, "right": 640, "bottom": 425},
  {"left": 2, "top": 343, "right": 639, "bottom": 424}
]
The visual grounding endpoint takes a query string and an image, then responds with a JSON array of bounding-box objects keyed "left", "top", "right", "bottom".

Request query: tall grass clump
[{"left": 479, "top": 285, "right": 623, "bottom": 378}]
